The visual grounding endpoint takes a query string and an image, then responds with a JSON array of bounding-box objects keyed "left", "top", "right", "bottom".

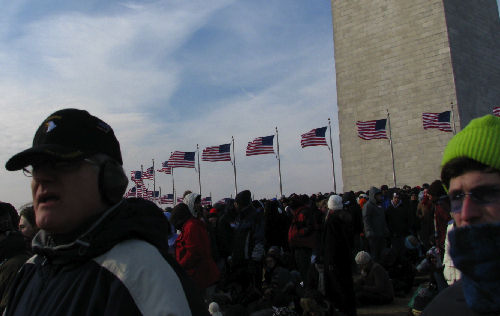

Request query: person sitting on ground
[{"left": 353, "top": 251, "right": 394, "bottom": 306}]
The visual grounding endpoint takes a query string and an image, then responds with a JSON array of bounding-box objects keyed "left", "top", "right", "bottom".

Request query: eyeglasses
[
  {"left": 22, "top": 159, "right": 97, "bottom": 177},
  {"left": 449, "top": 186, "right": 500, "bottom": 213}
]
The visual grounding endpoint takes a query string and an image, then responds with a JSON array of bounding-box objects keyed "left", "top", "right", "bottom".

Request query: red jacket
[{"left": 175, "top": 218, "right": 220, "bottom": 289}]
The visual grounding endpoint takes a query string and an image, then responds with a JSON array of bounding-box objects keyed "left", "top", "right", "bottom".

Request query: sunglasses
[
  {"left": 449, "top": 185, "right": 500, "bottom": 213},
  {"left": 22, "top": 159, "right": 97, "bottom": 177}
]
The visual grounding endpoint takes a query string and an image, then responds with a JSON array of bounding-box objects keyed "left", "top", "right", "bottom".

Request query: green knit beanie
[{"left": 442, "top": 114, "right": 500, "bottom": 170}]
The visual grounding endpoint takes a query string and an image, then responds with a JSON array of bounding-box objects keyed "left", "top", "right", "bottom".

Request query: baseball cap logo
[{"left": 45, "top": 121, "right": 57, "bottom": 133}]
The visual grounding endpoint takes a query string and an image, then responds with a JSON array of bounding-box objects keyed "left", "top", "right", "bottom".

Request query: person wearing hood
[
  {"left": 3, "top": 109, "right": 208, "bottom": 316},
  {"left": 0, "top": 203, "right": 31, "bottom": 313},
  {"left": 321, "top": 195, "right": 356, "bottom": 316},
  {"left": 385, "top": 192, "right": 411, "bottom": 257},
  {"left": 184, "top": 192, "right": 203, "bottom": 220},
  {"left": 171, "top": 203, "right": 220, "bottom": 292},
  {"left": 362, "top": 187, "right": 389, "bottom": 263},
  {"left": 423, "top": 115, "right": 500, "bottom": 315}
]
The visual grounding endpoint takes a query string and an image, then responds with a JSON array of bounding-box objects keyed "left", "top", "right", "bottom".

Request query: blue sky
[{"left": 0, "top": 0, "right": 341, "bottom": 208}]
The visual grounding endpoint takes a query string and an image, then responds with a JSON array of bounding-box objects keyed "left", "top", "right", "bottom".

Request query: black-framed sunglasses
[
  {"left": 449, "top": 186, "right": 500, "bottom": 213},
  {"left": 22, "top": 159, "right": 98, "bottom": 177}
]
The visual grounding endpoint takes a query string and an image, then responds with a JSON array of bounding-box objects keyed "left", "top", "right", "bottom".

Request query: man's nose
[{"left": 459, "top": 195, "right": 482, "bottom": 225}]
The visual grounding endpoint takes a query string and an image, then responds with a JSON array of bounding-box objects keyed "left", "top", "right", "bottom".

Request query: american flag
[
  {"left": 422, "top": 111, "right": 452, "bottom": 132},
  {"left": 493, "top": 106, "right": 500, "bottom": 117},
  {"left": 202, "top": 144, "right": 231, "bottom": 162},
  {"left": 201, "top": 196, "right": 212, "bottom": 206},
  {"left": 160, "top": 194, "right": 174, "bottom": 204},
  {"left": 356, "top": 119, "right": 388, "bottom": 140},
  {"left": 168, "top": 151, "right": 195, "bottom": 168},
  {"left": 130, "top": 171, "right": 144, "bottom": 185},
  {"left": 157, "top": 161, "right": 172, "bottom": 174},
  {"left": 143, "top": 166, "right": 154, "bottom": 180},
  {"left": 246, "top": 135, "right": 275, "bottom": 156},
  {"left": 124, "top": 186, "right": 137, "bottom": 198},
  {"left": 301, "top": 127, "right": 328, "bottom": 148}
]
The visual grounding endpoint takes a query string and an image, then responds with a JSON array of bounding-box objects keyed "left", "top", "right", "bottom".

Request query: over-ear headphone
[{"left": 98, "top": 160, "right": 129, "bottom": 205}]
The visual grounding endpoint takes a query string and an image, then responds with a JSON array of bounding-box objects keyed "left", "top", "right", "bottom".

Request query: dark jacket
[
  {"left": 385, "top": 200, "right": 410, "bottom": 237},
  {"left": 4, "top": 198, "right": 208, "bottom": 316},
  {"left": 288, "top": 205, "right": 317, "bottom": 249},
  {"left": 0, "top": 232, "right": 30, "bottom": 313},
  {"left": 362, "top": 187, "right": 388, "bottom": 238},
  {"left": 360, "top": 262, "right": 394, "bottom": 300},
  {"left": 423, "top": 281, "right": 485, "bottom": 316}
]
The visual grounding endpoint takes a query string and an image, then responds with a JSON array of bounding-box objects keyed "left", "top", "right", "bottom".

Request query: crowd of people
[{"left": 0, "top": 108, "right": 498, "bottom": 316}]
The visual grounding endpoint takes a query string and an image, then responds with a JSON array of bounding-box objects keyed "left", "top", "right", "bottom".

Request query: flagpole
[
  {"left": 386, "top": 109, "right": 397, "bottom": 188},
  {"left": 197, "top": 144, "right": 202, "bottom": 195},
  {"left": 152, "top": 159, "right": 156, "bottom": 203},
  {"left": 450, "top": 102, "right": 457, "bottom": 135},
  {"left": 172, "top": 167, "right": 176, "bottom": 206},
  {"left": 232, "top": 136, "right": 238, "bottom": 196},
  {"left": 328, "top": 118, "right": 337, "bottom": 193},
  {"left": 140, "top": 164, "right": 144, "bottom": 199},
  {"left": 276, "top": 126, "right": 283, "bottom": 198},
  {"left": 159, "top": 186, "right": 162, "bottom": 206}
]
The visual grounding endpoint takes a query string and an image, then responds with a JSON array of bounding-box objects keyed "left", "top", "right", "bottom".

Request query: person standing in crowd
[
  {"left": 380, "top": 185, "right": 391, "bottom": 210},
  {"left": 0, "top": 203, "right": 30, "bottom": 313},
  {"left": 416, "top": 188, "right": 434, "bottom": 252},
  {"left": 354, "top": 251, "right": 394, "bottom": 306},
  {"left": 288, "top": 194, "right": 317, "bottom": 281},
  {"left": 343, "top": 191, "right": 364, "bottom": 260},
  {"left": 322, "top": 195, "right": 357, "bottom": 316},
  {"left": 385, "top": 192, "right": 411, "bottom": 257},
  {"left": 424, "top": 115, "right": 500, "bottom": 315},
  {"left": 18, "top": 205, "right": 38, "bottom": 250},
  {"left": 362, "top": 187, "right": 389, "bottom": 263},
  {"left": 427, "top": 180, "right": 451, "bottom": 257},
  {"left": 171, "top": 203, "right": 220, "bottom": 293},
  {"left": 3, "top": 109, "right": 207, "bottom": 315},
  {"left": 184, "top": 192, "right": 204, "bottom": 221},
  {"left": 230, "top": 190, "right": 266, "bottom": 291}
]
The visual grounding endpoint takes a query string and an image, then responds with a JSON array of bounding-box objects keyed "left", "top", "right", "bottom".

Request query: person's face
[
  {"left": 19, "top": 216, "right": 36, "bottom": 238},
  {"left": 375, "top": 193, "right": 383, "bottom": 202},
  {"left": 448, "top": 171, "right": 500, "bottom": 227},
  {"left": 265, "top": 256, "right": 277, "bottom": 270},
  {"left": 392, "top": 195, "right": 399, "bottom": 205},
  {"left": 31, "top": 159, "right": 106, "bottom": 234}
]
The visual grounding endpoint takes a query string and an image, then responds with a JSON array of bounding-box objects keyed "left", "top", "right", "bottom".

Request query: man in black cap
[
  {"left": 3, "top": 109, "right": 207, "bottom": 316},
  {"left": 0, "top": 203, "right": 30, "bottom": 313}
]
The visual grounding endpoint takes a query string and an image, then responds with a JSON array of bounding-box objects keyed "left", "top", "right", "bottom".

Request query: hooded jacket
[
  {"left": 183, "top": 193, "right": 200, "bottom": 217},
  {"left": 4, "top": 198, "right": 208, "bottom": 316},
  {"left": 362, "top": 187, "right": 389, "bottom": 238}
]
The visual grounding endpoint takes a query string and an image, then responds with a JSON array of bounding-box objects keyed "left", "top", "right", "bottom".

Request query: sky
[{"left": 0, "top": 0, "right": 341, "bottom": 209}]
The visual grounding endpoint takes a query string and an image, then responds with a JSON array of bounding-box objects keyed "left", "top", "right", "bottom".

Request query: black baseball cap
[{"left": 6, "top": 108, "right": 123, "bottom": 171}]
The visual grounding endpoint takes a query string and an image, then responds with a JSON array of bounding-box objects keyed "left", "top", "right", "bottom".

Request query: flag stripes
[
  {"left": 422, "top": 111, "right": 452, "bottom": 132},
  {"left": 493, "top": 106, "right": 500, "bottom": 117},
  {"left": 246, "top": 135, "right": 275, "bottom": 156},
  {"left": 168, "top": 151, "right": 195, "bottom": 168},
  {"left": 301, "top": 127, "right": 328, "bottom": 148},
  {"left": 202, "top": 144, "right": 231, "bottom": 162},
  {"left": 356, "top": 119, "right": 388, "bottom": 140}
]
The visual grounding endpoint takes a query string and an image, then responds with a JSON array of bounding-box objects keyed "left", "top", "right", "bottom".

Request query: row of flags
[
  {"left": 357, "top": 108, "right": 500, "bottom": 140},
  {"left": 126, "top": 186, "right": 213, "bottom": 206}
]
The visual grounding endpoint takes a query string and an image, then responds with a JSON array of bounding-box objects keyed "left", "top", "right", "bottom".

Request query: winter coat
[
  {"left": 423, "top": 281, "right": 482, "bottom": 316},
  {"left": 359, "top": 262, "right": 394, "bottom": 300},
  {"left": 175, "top": 217, "right": 220, "bottom": 289},
  {"left": 443, "top": 222, "right": 461, "bottom": 285},
  {"left": 232, "top": 205, "right": 266, "bottom": 266},
  {"left": 362, "top": 187, "right": 389, "bottom": 238},
  {"left": 4, "top": 198, "right": 208, "bottom": 316},
  {"left": 0, "top": 232, "right": 30, "bottom": 313},
  {"left": 288, "top": 205, "right": 317, "bottom": 249},
  {"left": 385, "top": 200, "right": 410, "bottom": 237}
]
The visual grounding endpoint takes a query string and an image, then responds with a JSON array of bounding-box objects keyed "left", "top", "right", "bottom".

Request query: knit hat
[
  {"left": 442, "top": 114, "right": 500, "bottom": 171},
  {"left": 355, "top": 251, "right": 371, "bottom": 265},
  {"left": 327, "top": 195, "right": 343, "bottom": 211}
]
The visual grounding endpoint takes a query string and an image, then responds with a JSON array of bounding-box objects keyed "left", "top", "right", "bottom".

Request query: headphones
[{"left": 98, "top": 160, "right": 129, "bottom": 205}]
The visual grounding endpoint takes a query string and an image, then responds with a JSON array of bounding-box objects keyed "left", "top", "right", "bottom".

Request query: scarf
[{"left": 449, "top": 223, "right": 500, "bottom": 313}]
